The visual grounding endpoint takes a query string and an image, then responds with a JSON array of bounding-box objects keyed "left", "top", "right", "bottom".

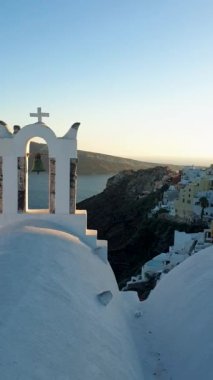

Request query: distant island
[{"left": 30, "top": 142, "right": 181, "bottom": 174}]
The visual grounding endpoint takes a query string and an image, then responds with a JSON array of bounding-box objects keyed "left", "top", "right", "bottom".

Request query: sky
[{"left": 1, "top": 0, "right": 213, "bottom": 165}]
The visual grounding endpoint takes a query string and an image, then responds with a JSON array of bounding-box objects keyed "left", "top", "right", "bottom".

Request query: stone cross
[{"left": 30, "top": 107, "right": 49, "bottom": 123}]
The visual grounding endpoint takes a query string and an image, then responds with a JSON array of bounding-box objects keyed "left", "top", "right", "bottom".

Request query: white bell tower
[{"left": 0, "top": 110, "right": 81, "bottom": 225}]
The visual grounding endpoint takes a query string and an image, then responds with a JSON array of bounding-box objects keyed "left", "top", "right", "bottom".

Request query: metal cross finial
[{"left": 30, "top": 107, "right": 49, "bottom": 123}]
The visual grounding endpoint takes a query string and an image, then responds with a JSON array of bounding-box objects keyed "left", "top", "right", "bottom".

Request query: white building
[
  {"left": 0, "top": 109, "right": 144, "bottom": 380},
  {"left": 180, "top": 166, "right": 206, "bottom": 185},
  {"left": 150, "top": 185, "right": 179, "bottom": 217},
  {"left": 140, "top": 229, "right": 212, "bottom": 281}
]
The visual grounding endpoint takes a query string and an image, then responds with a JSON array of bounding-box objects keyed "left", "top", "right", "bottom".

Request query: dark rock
[{"left": 78, "top": 166, "right": 205, "bottom": 288}]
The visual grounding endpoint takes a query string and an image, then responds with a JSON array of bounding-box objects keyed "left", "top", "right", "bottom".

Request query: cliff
[{"left": 77, "top": 167, "right": 204, "bottom": 287}]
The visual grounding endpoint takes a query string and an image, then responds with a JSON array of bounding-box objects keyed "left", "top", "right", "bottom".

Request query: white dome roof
[
  {"left": 0, "top": 220, "right": 143, "bottom": 380},
  {"left": 144, "top": 246, "right": 213, "bottom": 379}
]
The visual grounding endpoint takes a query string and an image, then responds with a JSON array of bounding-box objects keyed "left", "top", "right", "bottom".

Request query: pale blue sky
[{"left": 1, "top": 0, "right": 213, "bottom": 164}]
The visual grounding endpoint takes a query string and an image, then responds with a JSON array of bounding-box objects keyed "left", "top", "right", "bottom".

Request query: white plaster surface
[
  {"left": 0, "top": 121, "right": 79, "bottom": 220},
  {"left": 0, "top": 220, "right": 144, "bottom": 380},
  {"left": 0, "top": 124, "right": 12, "bottom": 138},
  {"left": 139, "top": 247, "right": 213, "bottom": 380}
]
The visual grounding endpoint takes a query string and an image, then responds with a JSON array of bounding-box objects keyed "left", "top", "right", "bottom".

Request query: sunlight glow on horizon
[{"left": 1, "top": 0, "right": 213, "bottom": 166}]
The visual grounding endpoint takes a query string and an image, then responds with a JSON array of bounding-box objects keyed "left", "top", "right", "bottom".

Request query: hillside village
[
  {"left": 152, "top": 165, "right": 213, "bottom": 221},
  {"left": 124, "top": 165, "right": 213, "bottom": 298}
]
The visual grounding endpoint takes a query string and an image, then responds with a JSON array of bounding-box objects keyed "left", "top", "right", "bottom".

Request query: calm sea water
[
  {"left": 77, "top": 174, "right": 113, "bottom": 202},
  {"left": 28, "top": 172, "right": 113, "bottom": 209}
]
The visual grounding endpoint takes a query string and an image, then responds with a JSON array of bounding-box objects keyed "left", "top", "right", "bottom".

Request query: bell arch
[
  {"left": 14, "top": 123, "right": 57, "bottom": 157},
  {"left": 25, "top": 137, "right": 50, "bottom": 212},
  {"left": 0, "top": 116, "right": 80, "bottom": 225},
  {"left": 15, "top": 125, "right": 57, "bottom": 214}
]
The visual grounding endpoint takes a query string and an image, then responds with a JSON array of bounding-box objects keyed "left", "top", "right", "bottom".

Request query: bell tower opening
[{"left": 26, "top": 137, "right": 49, "bottom": 212}]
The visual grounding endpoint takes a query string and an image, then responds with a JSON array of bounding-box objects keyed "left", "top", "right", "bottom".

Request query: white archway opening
[{"left": 26, "top": 137, "right": 49, "bottom": 212}]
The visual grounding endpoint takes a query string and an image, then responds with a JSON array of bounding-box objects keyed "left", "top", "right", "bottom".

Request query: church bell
[{"left": 31, "top": 153, "right": 45, "bottom": 174}]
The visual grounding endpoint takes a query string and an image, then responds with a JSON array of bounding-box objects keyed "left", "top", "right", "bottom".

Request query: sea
[{"left": 28, "top": 172, "right": 114, "bottom": 209}]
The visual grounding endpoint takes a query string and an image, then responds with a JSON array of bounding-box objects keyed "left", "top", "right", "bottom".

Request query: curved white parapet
[
  {"left": 0, "top": 113, "right": 80, "bottom": 218},
  {"left": 62, "top": 122, "right": 80, "bottom": 140}
]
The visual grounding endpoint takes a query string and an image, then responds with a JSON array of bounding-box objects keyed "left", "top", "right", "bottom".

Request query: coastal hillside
[
  {"left": 29, "top": 142, "right": 181, "bottom": 174},
  {"left": 77, "top": 150, "right": 179, "bottom": 174},
  {"left": 77, "top": 167, "right": 204, "bottom": 286}
]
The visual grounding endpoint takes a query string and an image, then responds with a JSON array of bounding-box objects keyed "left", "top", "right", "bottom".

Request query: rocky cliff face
[
  {"left": 106, "top": 166, "right": 172, "bottom": 197},
  {"left": 78, "top": 167, "right": 171, "bottom": 284},
  {"left": 77, "top": 167, "right": 204, "bottom": 287}
]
